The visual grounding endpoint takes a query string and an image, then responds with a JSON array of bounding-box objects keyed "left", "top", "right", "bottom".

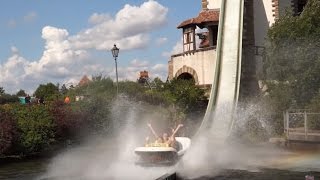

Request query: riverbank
[
  {"left": 0, "top": 153, "right": 53, "bottom": 165},
  {"left": 178, "top": 169, "right": 320, "bottom": 180},
  {"left": 0, "top": 140, "right": 77, "bottom": 166},
  {"left": 0, "top": 157, "right": 49, "bottom": 180}
]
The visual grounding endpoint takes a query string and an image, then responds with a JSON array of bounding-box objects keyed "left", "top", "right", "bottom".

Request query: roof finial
[{"left": 202, "top": 0, "right": 209, "bottom": 11}]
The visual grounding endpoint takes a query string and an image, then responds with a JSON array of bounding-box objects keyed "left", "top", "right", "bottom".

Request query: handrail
[
  {"left": 285, "top": 110, "right": 320, "bottom": 142},
  {"left": 170, "top": 46, "right": 216, "bottom": 58}
]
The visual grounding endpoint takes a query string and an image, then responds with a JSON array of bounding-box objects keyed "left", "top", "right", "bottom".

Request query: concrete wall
[
  {"left": 253, "top": 0, "right": 293, "bottom": 47},
  {"left": 279, "top": 0, "right": 293, "bottom": 17},
  {"left": 170, "top": 49, "right": 216, "bottom": 85},
  {"left": 208, "top": 0, "right": 221, "bottom": 9},
  {"left": 253, "top": 0, "right": 293, "bottom": 81},
  {"left": 253, "top": 0, "right": 274, "bottom": 47},
  {"left": 205, "top": 0, "right": 293, "bottom": 48}
]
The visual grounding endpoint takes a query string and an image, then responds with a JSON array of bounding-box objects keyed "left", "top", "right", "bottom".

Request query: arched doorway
[
  {"left": 177, "top": 73, "right": 194, "bottom": 81},
  {"left": 175, "top": 65, "right": 199, "bottom": 85}
]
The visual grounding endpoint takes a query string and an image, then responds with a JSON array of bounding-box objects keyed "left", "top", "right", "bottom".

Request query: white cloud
[
  {"left": 0, "top": 51, "right": 31, "bottom": 93},
  {"left": 151, "top": 63, "right": 166, "bottom": 71},
  {"left": 70, "top": 0, "right": 167, "bottom": 51},
  {"left": 11, "top": 46, "right": 19, "bottom": 54},
  {"left": 171, "top": 38, "right": 183, "bottom": 54},
  {"left": 6, "top": 11, "right": 37, "bottom": 29},
  {"left": 23, "top": 11, "right": 37, "bottom": 23},
  {"left": 156, "top": 37, "right": 168, "bottom": 45},
  {"left": 0, "top": 0, "right": 168, "bottom": 93},
  {"left": 130, "top": 59, "right": 150, "bottom": 67},
  {"left": 7, "top": 19, "right": 16, "bottom": 28},
  {"left": 150, "top": 63, "right": 167, "bottom": 80},
  {"left": 162, "top": 38, "right": 183, "bottom": 57},
  {"left": 88, "top": 13, "right": 111, "bottom": 24}
]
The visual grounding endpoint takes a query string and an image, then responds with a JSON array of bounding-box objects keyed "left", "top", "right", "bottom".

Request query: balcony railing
[{"left": 171, "top": 46, "right": 216, "bottom": 58}]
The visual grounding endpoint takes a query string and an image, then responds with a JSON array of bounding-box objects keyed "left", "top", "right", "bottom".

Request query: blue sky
[{"left": 0, "top": 0, "right": 201, "bottom": 94}]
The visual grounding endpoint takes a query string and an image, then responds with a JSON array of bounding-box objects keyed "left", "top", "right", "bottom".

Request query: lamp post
[{"left": 111, "top": 44, "right": 120, "bottom": 96}]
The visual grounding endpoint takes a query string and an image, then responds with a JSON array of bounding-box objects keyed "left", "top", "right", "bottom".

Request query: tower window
[{"left": 183, "top": 27, "right": 195, "bottom": 52}]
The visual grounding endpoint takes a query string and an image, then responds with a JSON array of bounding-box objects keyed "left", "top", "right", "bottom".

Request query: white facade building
[{"left": 168, "top": 0, "right": 307, "bottom": 93}]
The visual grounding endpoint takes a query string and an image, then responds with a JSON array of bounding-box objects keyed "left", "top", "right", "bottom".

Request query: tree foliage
[
  {"left": 14, "top": 105, "right": 55, "bottom": 153},
  {"left": 49, "top": 100, "right": 85, "bottom": 139},
  {"left": 163, "top": 78, "right": 207, "bottom": 112},
  {"left": 16, "top": 89, "right": 27, "bottom": 96},
  {"left": 264, "top": 0, "right": 320, "bottom": 107},
  {"left": 0, "top": 75, "right": 208, "bottom": 156},
  {"left": 0, "top": 94, "right": 19, "bottom": 105},
  {"left": 0, "top": 87, "right": 4, "bottom": 95},
  {"left": 0, "top": 106, "right": 17, "bottom": 154},
  {"left": 34, "top": 83, "right": 59, "bottom": 101},
  {"left": 60, "top": 84, "right": 68, "bottom": 95}
]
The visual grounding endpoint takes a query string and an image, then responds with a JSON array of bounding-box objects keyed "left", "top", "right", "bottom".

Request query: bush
[
  {"left": 0, "top": 106, "right": 17, "bottom": 155},
  {"left": 0, "top": 94, "right": 19, "bottom": 105},
  {"left": 49, "top": 100, "right": 85, "bottom": 139},
  {"left": 77, "top": 96, "right": 112, "bottom": 135},
  {"left": 13, "top": 105, "right": 55, "bottom": 154}
]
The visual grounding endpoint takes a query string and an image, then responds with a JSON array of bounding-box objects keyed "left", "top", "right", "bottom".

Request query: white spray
[{"left": 40, "top": 98, "right": 174, "bottom": 180}]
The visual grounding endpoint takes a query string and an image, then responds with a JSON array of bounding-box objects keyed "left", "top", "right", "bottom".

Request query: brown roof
[
  {"left": 78, "top": 75, "right": 91, "bottom": 86},
  {"left": 177, "top": 9, "right": 220, "bottom": 29}
]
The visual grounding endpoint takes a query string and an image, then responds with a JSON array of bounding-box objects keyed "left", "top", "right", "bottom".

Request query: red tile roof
[
  {"left": 177, "top": 9, "right": 220, "bottom": 29},
  {"left": 78, "top": 75, "right": 91, "bottom": 86}
]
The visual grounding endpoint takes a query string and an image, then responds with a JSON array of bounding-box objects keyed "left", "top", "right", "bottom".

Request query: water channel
[{"left": 1, "top": 147, "right": 320, "bottom": 180}]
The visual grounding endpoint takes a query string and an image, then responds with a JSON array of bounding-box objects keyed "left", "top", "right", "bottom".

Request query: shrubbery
[
  {"left": 49, "top": 100, "right": 85, "bottom": 140},
  {"left": 0, "top": 106, "right": 17, "bottom": 155},
  {"left": 262, "top": 0, "right": 320, "bottom": 135},
  {"left": 13, "top": 104, "right": 55, "bottom": 154},
  {"left": 0, "top": 77, "right": 208, "bottom": 157},
  {"left": 0, "top": 94, "right": 19, "bottom": 105}
]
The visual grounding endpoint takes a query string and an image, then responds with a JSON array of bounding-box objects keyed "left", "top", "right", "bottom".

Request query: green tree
[
  {"left": 0, "top": 106, "right": 17, "bottom": 155},
  {"left": 34, "top": 83, "right": 59, "bottom": 101},
  {"left": 60, "top": 84, "right": 68, "bottom": 95},
  {"left": 0, "top": 94, "right": 19, "bottom": 105},
  {"left": 264, "top": 0, "right": 320, "bottom": 107},
  {"left": 0, "top": 87, "right": 4, "bottom": 95},
  {"left": 12, "top": 105, "right": 54, "bottom": 155},
  {"left": 16, "top": 89, "right": 27, "bottom": 96},
  {"left": 152, "top": 77, "right": 165, "bottom": 89},
  {"left": 164, "top": 78, "right": 206, "bottom": 112},
  {"left": 14, "top": 105, "right": 55, "bottom": 153}
]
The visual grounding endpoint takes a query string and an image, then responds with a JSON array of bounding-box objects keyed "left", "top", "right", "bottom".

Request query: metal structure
[
  {"left": 156, "top": 0, "right": 245, "bottom": 179},
  {"left": 143, "top": 78, "right": 156, "bottom": 90},
  {"left": 284, "top": 110, "right": 320, "bottom": 143},
  {"left": 198, "top": 0, "right": 244, "bottom": 139},
  {"left": 111, "top": 44, "right": 120, "bottom": 96}
]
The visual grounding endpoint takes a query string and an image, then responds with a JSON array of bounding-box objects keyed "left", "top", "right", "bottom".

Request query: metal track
[
  {"left": 156, "top": 0, "right": 245, "bottom": 179},
  {"left": 198, "top": 0, "right": 244, "bottom": 139}
]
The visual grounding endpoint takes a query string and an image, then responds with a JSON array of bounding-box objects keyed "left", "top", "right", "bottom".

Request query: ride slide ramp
[
  {"left": 199, "top": 0, "right": 244, "bottom": 139},
  {"left": 155, "top": 1, "right": 245, "bottom": 179}
]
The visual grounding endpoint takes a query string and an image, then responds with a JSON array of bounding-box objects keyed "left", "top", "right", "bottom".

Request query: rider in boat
[{"left": 146, "top": 123, "right": 183, "bottom": 148}]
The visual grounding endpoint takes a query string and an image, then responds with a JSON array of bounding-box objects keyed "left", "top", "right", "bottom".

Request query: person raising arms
[{"left": 147, "top": 123, "right": 183, "bottom": 148}]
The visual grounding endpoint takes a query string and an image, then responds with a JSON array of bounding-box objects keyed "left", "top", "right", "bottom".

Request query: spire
[{"left": 202, "top": 0, "right": 209, "bottom": 10}]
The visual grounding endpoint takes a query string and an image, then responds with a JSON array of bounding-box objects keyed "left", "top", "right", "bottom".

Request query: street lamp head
[{"left": 111, "top": 44, "right": 120, "bottom": 58}]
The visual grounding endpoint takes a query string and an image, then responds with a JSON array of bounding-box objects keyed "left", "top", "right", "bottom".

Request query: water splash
[
  {"left": 39, "top": 98, "right": 174, "bottom": 180},
  {"left": 177, "top": 103, "right": 320, "bottom": 179}
]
